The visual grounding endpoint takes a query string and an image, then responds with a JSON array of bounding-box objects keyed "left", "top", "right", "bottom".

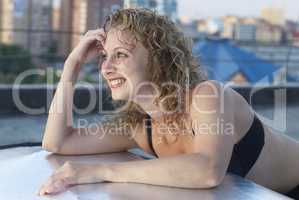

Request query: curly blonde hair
[{"left": 100, "top": 8, "right": 207, "bottom": 136}]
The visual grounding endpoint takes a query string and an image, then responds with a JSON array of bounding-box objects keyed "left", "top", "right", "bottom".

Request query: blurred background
[{"left": 0, "top": 0, "right": 298, "bottom": 148}]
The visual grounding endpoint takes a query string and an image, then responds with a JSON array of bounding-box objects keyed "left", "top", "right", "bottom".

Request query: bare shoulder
[
  {"left": 191, "top": 79, "right": 239, "bottom": 97},
  {"left": 190, "top": 80, "right": 232, "bottom": 115},
  {"left": 190, "top": 80, "right": 250, "bottom": 111},
  {"left": 191, "top": 80, "right": 222, "bottom": 94},
  {"left": 189, "top": 80, "right": 248, "bottom": 142}
]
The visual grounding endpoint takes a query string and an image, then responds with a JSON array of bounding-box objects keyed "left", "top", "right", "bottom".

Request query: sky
[{"left": 178, "top": 0, "right": 299, "bottom": 21}]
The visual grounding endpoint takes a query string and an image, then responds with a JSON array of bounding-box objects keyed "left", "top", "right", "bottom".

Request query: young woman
[{"left": 38, "top": 9, "right": 299, "bottom": 198}]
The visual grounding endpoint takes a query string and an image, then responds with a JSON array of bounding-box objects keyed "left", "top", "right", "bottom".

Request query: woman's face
[{"left": 100, "top": 28, "right": 150, "bottom": 101}]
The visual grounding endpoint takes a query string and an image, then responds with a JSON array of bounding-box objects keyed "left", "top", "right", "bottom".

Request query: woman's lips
[{"left": 109, "top": 78, "right": 126, "bottom": 89}]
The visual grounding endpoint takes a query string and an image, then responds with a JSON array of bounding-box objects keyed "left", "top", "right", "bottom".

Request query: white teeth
[{"left": 110, "top": 78, "right": 125, "bottom": 87}]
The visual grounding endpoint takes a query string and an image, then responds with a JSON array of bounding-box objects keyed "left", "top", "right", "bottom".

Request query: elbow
[
  {"left": 42, "top": 142, "right": 61, "bottom": 154},
  {"left": 205, "top": 174, "right": 224, "bottom": 188},
  {"left": 202, "top": 159, "right": 227, "bottom": 188},
  {"left": 183, "top": 157, "right": 226, "bottom": 189},
  {"left": 204, "top": 168, "right": 225, "bottom": 188},
  {"left": 187, "top": 172, "right": 224, "bottom": 189},
  {"left": 41, "top": 128, "right": 73, "bottom": 154},
  {"left": 42, "top": 144, "right": 59, "bottom": 154},
  {"left": 191, "top": 164, "right": 225, "bottom": 189}
]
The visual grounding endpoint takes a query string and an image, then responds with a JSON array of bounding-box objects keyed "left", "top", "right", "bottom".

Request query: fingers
[
  {"left": 71, "top": 28, "right": 106, "bottom": 63},
  {"left": 84, "top": 28, "right": 104, "bottom": 36},
  {"left": 37, "top": 161, "right": 78, "bottom": 196},
  {"left": 37, "top": 177, "right": 69, "bottom": 196},
  {"left": 84, "top": 35, "right": 104, "bottom": 54},
  {"left": 84, "top": 29, "right": 106, "bottom": 51},
  {"left": 38, "top": 182, "right": 66, "bottom": 196},
  {"left": 84, "top": 29, "right": 106, "bottom": 41},
  {"left": 84, "top": 35, "right": 103, "bottom": 43}
]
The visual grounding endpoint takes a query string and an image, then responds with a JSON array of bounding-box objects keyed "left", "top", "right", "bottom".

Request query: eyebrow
[{"left": 101, "top": 46, "right": 133, "bottom": 55}]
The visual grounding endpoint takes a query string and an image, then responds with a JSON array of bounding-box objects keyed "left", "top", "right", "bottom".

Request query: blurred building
[
  {"left": 58, "top": 0, "right": 123, "bottom": 57},
  {"left": 0, "top": 0, "right": 55, "bottom": 64},
  {"left": 218, "top": 15, "right": 284, "bottom": 44},
  {"left": 220, "top": 16, "right": 239, "bottom": 39},
  {"left": 29, "top": 0, "right": 54, "bottom": 57},
  {"left": 52, "top": 1, "right": 60, "bottom": 31},
  {"left": 4, "top": 0, "right": 54, "bottom": 66},
  {"left": 256, "top": 19, "right": 283, "bottom": 44},
  {"left": 293, "top": 32, "right": 299, "bottom": 46},
  {"left": 285, "top": 20, "right": 299, "bottom": 45},
  {"left": 58, "top": 0, "right": 87, "bottom": 56},
  {"left": 0, "top": 0, "right": 124, "bottom": 60},
  {"left": 234, "top": 18, "right": 257, "bottom": 42},
  {"left": 124, "top": 0, "right": 157, "bottom": 10},
  {"left": 12, "top": 0, "right": 30, "bottom": 49},
  {"left": 260, "top": 6, "right": 285, "bottom": 26},
  {"left": 0, "top": 0, "right": 14, "bottom": 44},
  {"left": 197, "top": 18, "right": 222, "bottom": 35},
  {"left": 234, "top": 24, "right": 256, "bottom": 42},
  {"left": 87, "top": 0, "right": 123, "bottom": 29},
  {"left": 159, "top": 0, "right": 177, "bottom": 22},
  {"left": 177, "top": 20, "right": 201, "bottom": 40}
]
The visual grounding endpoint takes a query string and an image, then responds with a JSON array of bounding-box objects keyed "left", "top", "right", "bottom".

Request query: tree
[{"left": 0, "top": 44, "right": 37, "bottom": 83}]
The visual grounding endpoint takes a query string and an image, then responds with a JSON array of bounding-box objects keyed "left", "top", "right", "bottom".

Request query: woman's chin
[
  {"left": 111, "top": 91, "right": 129, "bottom": 101},
  {"left": 111, "top": 95, "right": 123, "bottom": 101}
]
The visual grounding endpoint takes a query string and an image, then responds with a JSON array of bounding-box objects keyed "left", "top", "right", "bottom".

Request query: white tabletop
[{"left": 0, "top": 147, "right": 291, "bottom": 200}]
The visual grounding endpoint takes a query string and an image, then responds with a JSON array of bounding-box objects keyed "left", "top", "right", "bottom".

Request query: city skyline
[{"left": 178, "top": 0, "right": 299, "bottom": 21}]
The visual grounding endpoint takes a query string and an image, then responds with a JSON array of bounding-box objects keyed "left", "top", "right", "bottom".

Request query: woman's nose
[{"left": 101, "top": 58, "right": 116, "bottom": 75}]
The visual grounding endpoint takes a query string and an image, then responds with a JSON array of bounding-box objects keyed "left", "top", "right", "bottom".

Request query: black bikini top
[
  {"left": 145, "top": 115, "right": 158, "bottom": 157},
  {"left": 145, "top": 113, "right": 265, "bottom": 177}
]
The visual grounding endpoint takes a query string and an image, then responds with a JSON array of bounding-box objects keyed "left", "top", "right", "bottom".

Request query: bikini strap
[{"left": 145, "top": 115, "right": 158, "bottom": 157}]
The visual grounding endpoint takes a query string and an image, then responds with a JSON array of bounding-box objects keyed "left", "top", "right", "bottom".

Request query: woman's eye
[
  {"left": 117, "top": 52, "right": 128, "bottom": 58},
  {"left": 101, "top": 54, "right": 107, "bottom": 60},
  {"left": 98, "top": 54, "right": 107, "bottom": 67}
]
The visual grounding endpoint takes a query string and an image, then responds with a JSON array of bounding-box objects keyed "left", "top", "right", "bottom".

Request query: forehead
[{"left": 103, "top": 28, "right": 137, "bottom": 51}]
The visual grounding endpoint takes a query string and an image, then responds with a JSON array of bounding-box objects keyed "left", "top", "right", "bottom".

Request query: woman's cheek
[{"left": 121, "top": 59, "right": 133, "bottom": 67}]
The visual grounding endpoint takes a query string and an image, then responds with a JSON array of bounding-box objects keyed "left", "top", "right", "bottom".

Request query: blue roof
[
  {"left": 193, "top": 38, "right": 281, "bottom": 83},
  {"left": 287, "top": 74, "right": 299, "bottom": 82}
]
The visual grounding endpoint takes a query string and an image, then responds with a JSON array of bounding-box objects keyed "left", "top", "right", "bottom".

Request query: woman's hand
[
  {"left": 67, "top": 28, "right": 106, "bottom": 65},
  {"left": 37, "top": 161, "right": 110, "bottom": 196},
  {"left": 37, "top": 161, "right": 81, "bottom": 196}
]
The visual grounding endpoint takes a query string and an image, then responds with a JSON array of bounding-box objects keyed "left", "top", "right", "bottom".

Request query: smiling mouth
[{"left": 109, "top": 78, "right": 127, "bottom": 89}]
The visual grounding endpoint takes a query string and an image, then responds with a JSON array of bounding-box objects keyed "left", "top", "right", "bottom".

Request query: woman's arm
[
  {"left": 37, "top": 152, "right": 219, "bottom": 196},
  {"left": 77, "top": 81, "right": 235, "bottom": 188},
  {"left": 42, "top": 29, "right": 106, "bottom": 152},
  {"left": 38, "top": 80, "right": 236, "bottom": 196},
  {"left": 42, "top": 29, "right": 138, "bottom": 155},
  {"left": 79, "top": 153, "right": 220, "bottom": 188},
  {"left": 41, "top": 57, "right": 79, "bottom": 153}
]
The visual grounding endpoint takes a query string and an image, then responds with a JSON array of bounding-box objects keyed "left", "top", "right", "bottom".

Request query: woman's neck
[{"left": 132, "top": 87, "right": 192, "bottom": 122}]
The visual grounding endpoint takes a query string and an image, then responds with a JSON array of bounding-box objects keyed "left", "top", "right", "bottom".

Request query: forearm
[
  {"left": 42, "top": 57, "right": 81, "bottom": 151},
  {"left": 77, "top": 153, "right": 222, "bottom": 189}
]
